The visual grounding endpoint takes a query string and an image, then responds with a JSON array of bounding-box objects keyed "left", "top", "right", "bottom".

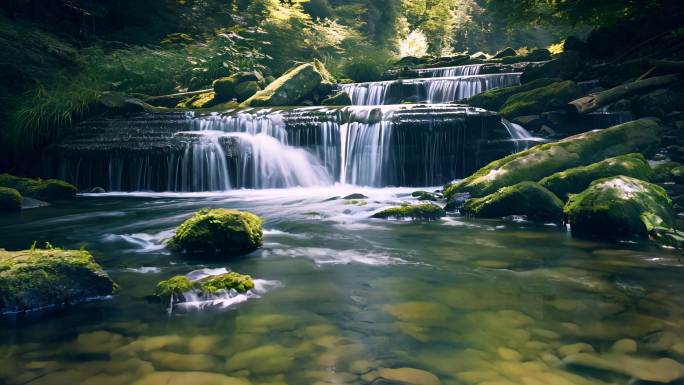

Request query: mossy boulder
[
  {"left": 0, "top": 248, "right": 118, "bottom": 313},
  {"left": 564, "top": 176, "right": 674, "bottom": 238},
  {"left": 167, "top": 208, "right": 263, "bottom": 256},
  {"left": 234, "top": 81, "right": 261, "bottom": 102},
  {"left": 0, "top": 174, "right": 77, "bottom": 200},
  {"left": 540, "top": 153, "right": 652, "bottom": 201},
  {"left": 499, "top": 80, "right": 583, "bottom": 118},
  {"left": 242, "top": 63, "right": 324, "bottom": 107},
  {"left": 176, "top": 91, "right": 218, "bottom": 109},
  {"left": 445, "top": 118, "right": 664, "bottom": 199},
  {"left": 213, "top": 75, "right": 240, "bottom": 100},
  {"left": 651, "top": 161, "right": 683, "bottom": 183},
  {"left": 321, "top": 91, "right": 352, "bottom": 105},
  {"left": 493, "top": 47, "right": 517, "bottom": 59},
  {"left": 462, "top": 181, "right": 564, "bottom": 222},
  {"left": 464, "top": 77, "right": 560, "bottom": 111},
  {"left": 520, "top": 51, "right": 580, "bottom": 83},
  {"left": 371, "top": 203, "right": 445, "bottom": 221},
  {"left": 155, "top": 272, "right": 254, "bottom": 303},
  {"left": 412, "top": 190, "right": 440, "bottom": 201},
  {"left": 0, "top": 187, "right": 22, "bottom": 212}
]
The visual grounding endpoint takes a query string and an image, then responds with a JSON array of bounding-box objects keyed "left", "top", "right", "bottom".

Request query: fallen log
[
  {"left": 135, "top": 89, "right": 213, "bottom": 107},
  {"left": 567, "top": 73, "right": 680, "bottom": 115}
]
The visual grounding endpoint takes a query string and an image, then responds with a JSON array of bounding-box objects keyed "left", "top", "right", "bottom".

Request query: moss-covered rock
[
  {"left": 242, "top": 63, "right": 324, "bottom": 107},
  {"left": 176, "top": 91, "right": 218, "bottom": 109},
  {"left": 445, "top": 118, "right": 664, "bottom": 198},
  {"left": 0, "top": 187, "right": 22, "bottom": 212},
  {"left": 154, "top": 272, "right": 254, "bottom": 303},
  {"left": 464, "top": 78, "right": 560, "bottom": 111},
  {"left": 213, "top": 75, "right": 240, "bottom": 101},
  {"left": 0, "top": 247, "right": 118, "bottom": 313},
  {"left": 0, "top": 174, "right": 77, "bottom": 200},
  {"left": 371, "top": 203, "right": 445, "bottom": 221},
  {"left": 493, "top": 47, "right": 517, "bottom": 59},
  {"left": 564, "top": 176, "right": 673, "bottom": 238},
  {"left": 412, "top": 190, "right": 440, "bottom": 201},
  {"left": 321, "top": 91, "right": 352, "bottom": 105},
  {"left": 651, "top": 161, "right": 683, "bottom": 183},
  {"left": 234, "top": 81, "right": 261, "bottom": 102},
  {"left": 499, "top": 80, "right": 583, "bottom": 118},
  {"left": 540, "top": 153, "right": 652, "bottom": 201},
  {"left": 520, "top": 51, "right": 580, "bottom": 83},
  {"left": 462, "top": 181, "right": 564, "bottom": 221},
  {"left": 167, "top": 208, "right": 263, "bottom": 256}
]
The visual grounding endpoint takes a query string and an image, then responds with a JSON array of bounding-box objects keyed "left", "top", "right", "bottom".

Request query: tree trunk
[{"left": 567, "top": 74, "right": 680, "bottom": 115}]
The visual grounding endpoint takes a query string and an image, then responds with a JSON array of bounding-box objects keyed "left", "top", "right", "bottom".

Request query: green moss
[
  {"left": 464, "top": 78, "right": 560, "bottom": 111},
  {"left": 371, "top": 203, "right": 445, "bottom": 221},
  {"left": 651, "top": 161, "right": 683, "bottom": 183},
  {"left": 0, "top": 247, "right": 117, "bottom": 313},
  {"left": 0, "top": 187, "right": 22, "bottom": 212},
  {"left": 242, "top": 63, "right": 323, "bottom": 107},
  {"left": 564, "top": 176, "right": 673, "bottom": 238},
  {"left": 0, "top": 173, "right": 77, "bottom": 200},
  {"left": 212, "top": 75, "right": 240, "bottom": 101},
  {"left": 445, "top": 118, "right": 664, "bottom": 199},
  {"left": 234, "top": 81, "right": 260, "bottom": 102},
  {"left": 199, "top": 272, "right": 254, "bottom": 294},
  {"left": 154, "top": 276, "right": 192, "bottom": 302},
  {"left": 462, "top": 181, "right": 564, "bottom": 221},
  {"left": 167, "top": 208, "right": 263, "bottom": 256},
  {"left": 539, "top": 153, "right": 652, "bottom": 201},
  {"left": 176, "top": 92, "right": 218, "bottom": 109},
  {"left": 411, "top": 191, "right": 440, "bottom": 201},
  {"left": 499, "top": 80, "right": 583, "bottom": 118}
]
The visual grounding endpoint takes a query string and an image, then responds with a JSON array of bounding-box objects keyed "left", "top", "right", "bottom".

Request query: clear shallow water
[{"left": 0, "top": 186, "right": 683, "bottom": 385}]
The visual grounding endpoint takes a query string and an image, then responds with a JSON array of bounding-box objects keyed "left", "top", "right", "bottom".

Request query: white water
[{"left": 415, "top": 63, "right": 482, "bottom": 77}]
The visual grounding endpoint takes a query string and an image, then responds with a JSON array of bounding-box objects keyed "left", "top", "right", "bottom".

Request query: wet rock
[
  {"left": 154, "top": 272, "right": 254, "bottom": 303},
  {"left": 512, "top": 115, "right": 543, "bottom": 132},
  {"left": 0, "top": 247, "right": 118, "bottom": 314},
  {"left": 499, "top": 80, "right": 583, "bottom": 118},
  {"left": 176, "top": 91, "right": 218, "bottom": 109},
  {"left": 149, "top": 351, "right": 221, "bottom": 371},
  {"left": 377, "top": 367, "right": 440, "bottom": 385},
  {"left": 90, "top": 187, "right": 105, "bottom": 193},
  {"left": 350, "top": 360, "right": 374, "bottom": 374},
  {"left": 242, "top": 63, "right": 324, "bottom": 107},
  {"left": 71, "top": 331, "right": 126, "bottom": 354},
  {"left": 539, "top": 153, "right": 652, "bottom": 201},
  {"left": 131, "top": 371, "right": 250, "bottom": 385},
  {"left": 0, "top": 187, "right": 22, "bottom": 212},
  {"left": 233, "top": 81, "right": 260, "bottom": 102},
  {"left": 652, "top": 161, "right": 683, "bottom": 183},
  {"left": 321, "top": 91, "right": 352, "bottom": 105},
  {"left": 113, "top": 335, "right": 186, "bottom": 358},
  {"left": 167, "top": 208, "right": 263, "bottom": 256},
  {"left": 187, "top": 335, "right": 220, "bottom": 354},
  {"left": 612, "top": 339, "right": 637, "bottom": 353},
  {"left": 564, "top": 353, "right": 684, "bottom": 383},
  {"left": 565, "top": 176, "right": 674, "bottom": 238},
  {"left": 520, "top": 51, "right": 580, "bottom": 83},
  {"left": 343, "top": 193, "right": 368, "bottom": 200},
  {"left": 371, "top": 203, "right": 445, "bottom": 221},
  {"left": 462, "top": 181, "right": 564, "bottom": 222},
  {"left": 382, "top": 302, "right": 452, "bottom": 327},
  {"left": 444, "top": 192, "right": 470, "bottom": 211},
  {"left": 445, "top": 118, "right": 664, "bottom": 198},
  {"left": 225, "top": 344, "right": 293, "bottom": 375},
  {"left": 557, "top": 342, "right": 594, "bottom": 357},
  {"left": 465, "top": 78, "right": 560, "bottom": 111},
  {"left": 411, "top": 190, "right": 440, "bottom": 201},
  {"left": 493, "top": 47, "right": 517, "bottom": 59},
  {"left": 497, "top": 347, "right": 522, "bottom": 361},
  {"left": 0, "top": 173, "right": 77, "bottom": 200}
]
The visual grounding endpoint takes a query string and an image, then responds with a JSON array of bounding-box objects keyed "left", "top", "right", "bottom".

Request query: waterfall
[
  {"left": 342, "top": 73, "right": 521, "bottom": 105},
  {"left": 415, "top": 64, "right": 482, "bottom": 77},
  {"left": 501, "top": 119, "right": 544, "bottom": 152}
]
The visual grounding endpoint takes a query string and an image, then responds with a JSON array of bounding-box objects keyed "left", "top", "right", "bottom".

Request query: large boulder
[
  {"left": 493, "top": 47, "right": 517, "bottom": 59},
  {"left": 445, "top": 118, "right": 664, "bottom": 198},
  {"left": 499, "top": 80, "right": 583, "bottom": 118},
  {"left": 242, "top": 63, "right": 324, "bottom": 107},
  {"left": 520, "top": 51, "right": 580, "bottom": 83},
  {"left": 0, "top": 247, "right": 118, "bottom": 313},
  {"left": 464, "top": 77, "right": 560, "bottom": 111},
  {"left": 155, "top": 271, "right": 254, "bottom": 304},
  {"left": 564, "top": 176, "right": 674, "bottom": 238},
  {"left": 0, "top": 187, "right": 22, "bottom": 212},
  {"left": 371, "top": 203, "right": 445, "bottom": 221},
  {"left": 0, "top": 173, "right": 77, "bottom": 200},
  {"left": 233, "top": 81, "right": 261, "bottom": 102},
  {"left": 462, "top": 181, "right": 564, "bottom": 222},
  {"left": 540, "top": 153, "right": 652, "bottom": 201},
  {"left": 167, "top": 208, "right": 263, "bottom": 256},
  {"left": 175, "top": 91, "right": 218, "bottom": 109}
]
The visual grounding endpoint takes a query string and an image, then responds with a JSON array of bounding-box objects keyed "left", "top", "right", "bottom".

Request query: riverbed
[{"left": 1, "top": 186, "right": 682, "bottom": 385}]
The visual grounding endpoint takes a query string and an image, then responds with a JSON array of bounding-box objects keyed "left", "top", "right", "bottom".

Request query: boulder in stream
[
  {"left": 0, "top": 247, "right": 118, "bottom": 313},
  {"left": 0, "top": 173, "right": 77, "bottom": 200},
  {"left": 321, "top": 91, "right": 352, "bottom": 105},
  {"left": 465, "top": 77, "right": 560, "bottom": 111},
  {"left": 499, "top": 80, "right": 583, "bottom": 118},
  {"left": 0, "top": 187, "right": 22, "bottom": 212},
  {"left": 564, "top": 176, "right": 674, "bottom": 238},
  {"left": 372, "top": 203, "right": 445, "bottom": 221},
  {"left": 462, "top": 181, "right": 564, "bottom": 222},
  {"left": 155, "top": 272, "right": 254, "bottom": 303},
  {"left": 242, "top": 63, "right": 324, "bottom": 107},
  {"left": 167, "top": 208, "right": 263, "bottom": 256}
]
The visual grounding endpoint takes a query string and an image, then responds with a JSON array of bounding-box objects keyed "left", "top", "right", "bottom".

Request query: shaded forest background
[{"left": 0, "top": 0, "right": 682, "bottom": 168}]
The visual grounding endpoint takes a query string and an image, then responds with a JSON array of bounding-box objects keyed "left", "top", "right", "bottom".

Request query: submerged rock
[
  {"left": 499, "top": 80, "right": 583, "bottom": 118},
  {"left": 131, "top": 371, "right": 250, "bottom": 385},
  {"left": 343, "top": 193, "right": 368, "bottom": 200},
  {"left": 564, "top": 176, "right": 673, "bottom": 238},
  {"left": 377, "top": 367, "right": 441, "bottom": 385},
  {"left": 0, "top": 173, "right": 77, "bottom": 200},
  {"left": 445, "top": 118, "right": 664, "bottom": 198},
  {"left": 0, "top": 247, "right": 118, "bottom": 313},
  {"left": 371, "top": 203, "right": 445, "bottom": 221},
  {"left": 242, "top": 63, "right": 324, "bottom": 107},
  {"left": 564, "top": 353, "right": 684, "bottom": 383},
  {"left": 155, "top": 272, "right": 254, "bottom": 304},
  {"left": 462, "top": 181, "right": 564, "bottom": 222},
  {"left": 167, "top": 208, "right": 263, "bottom": 256},
  {"left": 0, "top": 187, "right": 22, "bottom": 212},
  {"left": 539, "top": 153, "right": 652, "bottom": 200}
]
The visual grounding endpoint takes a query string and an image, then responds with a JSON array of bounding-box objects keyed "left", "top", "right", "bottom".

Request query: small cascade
[
  {"left": 415, "top": 64, "right": 482, "bottom": 77},
  {"left": 173, "top": 132, "right": 231, "bottom": 191},
  {"left": 342, "top": 73, "right": 521, "bottom": 105},
  {"left": 501, "top": 119, "right": 544, "bottom": 152}
]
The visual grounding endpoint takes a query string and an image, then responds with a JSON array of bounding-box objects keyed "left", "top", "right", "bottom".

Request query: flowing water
[{"left": 1, "top": 188, "right": 682, "bottom": 385}]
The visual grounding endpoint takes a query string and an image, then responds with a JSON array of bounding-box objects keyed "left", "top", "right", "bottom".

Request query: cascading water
[{"left": 415, "top": 63, "right": 482, "bottom": 77}]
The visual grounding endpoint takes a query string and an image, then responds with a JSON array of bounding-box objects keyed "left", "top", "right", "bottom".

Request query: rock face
[
  {"left": 371, "top": 203, "right": 446, "bottom": 221},
  {"left": 0, "top": 173, "right": 77, "bottom": 200},
  {"left": 0, "top": 187, "right": 22, "bottom": 212},
  {"left": 167, "top": 208, "right": 263, "bottom": 256},
  {"left": 445, "top": 118, "right": 664, "bottom": 198},
  {"left": 520, "top": 51, "right": 580, "bottom": 83},
  {"left": 499, "top": 80, "right": 583, "bottom": 118},
  {"left": 564, "top": 176, "right": 673, "bottom": 238},
  {"left": 462, "top": 181, "right": 564, "bottom": 221},
  {"left": 540, "top": 153, "right": 652, "bottom": 200},
  {"left": 155, "top": 272, "right": 254, "bottom": 303},
  {"left": 0, "top": 248, "right": 118, "bottom": 313},
  {"left": 242, "top": 63, "right": 324, "bottom": 107},
  {"left": 464, "top": 77, "right": 560, "bottom": 111}
]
